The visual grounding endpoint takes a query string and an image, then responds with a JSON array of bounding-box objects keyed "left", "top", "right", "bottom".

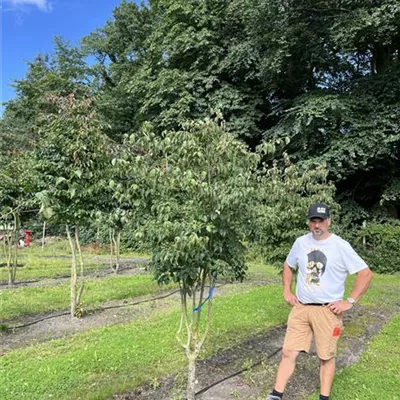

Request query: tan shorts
[{"left": 283, "top": 304, "right": 343, "bottom": 360}]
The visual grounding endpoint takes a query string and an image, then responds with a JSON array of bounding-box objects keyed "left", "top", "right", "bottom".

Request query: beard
[{"left": 312, "top": 229, "right": 324, "bottom": 237}]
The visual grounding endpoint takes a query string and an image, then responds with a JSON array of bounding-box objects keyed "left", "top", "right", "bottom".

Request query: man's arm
[
  {"left": 283, "top": 261, "right": 300, "bottom": 306},
  {"left": 328, "top": 267, "right": 373, "bottom": 314}
]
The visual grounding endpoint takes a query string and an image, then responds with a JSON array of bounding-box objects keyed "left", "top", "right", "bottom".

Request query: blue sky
[{"left": 1, "top": 0, "right": 129, "bottom": 113}]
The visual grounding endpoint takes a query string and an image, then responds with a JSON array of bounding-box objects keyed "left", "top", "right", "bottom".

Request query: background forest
[{"left": 1, "top": 0, "right": 399, "bottom": 274}]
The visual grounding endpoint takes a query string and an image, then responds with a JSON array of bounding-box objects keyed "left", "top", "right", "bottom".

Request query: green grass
[
  {"left": 246, "top": 261, "right": 281, "bottom": 281},
  {"left": 0, "top": 257, "right": 278, "bottom": 321},
  {"left": 0, "top": 240, "right": 148, "bottom": 283},
  {"left": 0, "top": 285, "right": 288, "bottom": 400},
  {"left": 0, "top": 257, "right": 104, "bottom": 283},
  {"left": 1, "top": 248, "right": 399, "bottom": 400},
  {"left": 0, "top": 274, "right": 166, "bottom": 321},
  {"left": 307, "top": 313, "right": 400, "bottom": 400}
]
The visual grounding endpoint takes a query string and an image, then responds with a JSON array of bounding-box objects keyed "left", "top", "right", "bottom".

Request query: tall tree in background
[
  {"left": 2, "top": 0, "right": 399, "bottom": 235},
  {"left": 82, "top": 0, "right": 269, "bottom": 143},
  {"left": 257, "top": 0, "right": 400, "bottom": 218},
  {"left": 4, "top": 37, "right": 90, "bottom": 147},
  {"left": 35, "top": 95, "right": 109, "bottom": 317},
  {"left": 82, "top": 0, "right": 399, "bottom": 217}
]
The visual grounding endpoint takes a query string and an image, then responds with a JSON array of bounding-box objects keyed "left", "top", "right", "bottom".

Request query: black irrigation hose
[
  {"left": 0, "top": 279, "right": 41, "bottom": 287},
  {"left": 7, "top": 283, "right": 229, "bottom": 330},
  {"left": 7, "top": 289, "right": 181, "bottom": 330},
  {"left": 194, "top": 347, "right": 282, "bottom": 397},
  {"left": 7, "top": 311, "right": 71, "bottom": 329}
]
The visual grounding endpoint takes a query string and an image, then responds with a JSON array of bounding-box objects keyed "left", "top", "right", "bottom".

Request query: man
[{"left": 266, "top": 203, "right": 373, "bottom": 400}]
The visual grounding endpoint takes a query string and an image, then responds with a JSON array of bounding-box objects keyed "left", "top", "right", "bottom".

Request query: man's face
[{"left": 308, "top": 217, "right": 331, "bottom": 238}]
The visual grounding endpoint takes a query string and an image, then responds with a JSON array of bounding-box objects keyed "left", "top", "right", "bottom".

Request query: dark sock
[
  {"left": 319, "top": 395, "right": 329, "bottom": 400},
  {"left": 271, "top": 389, "right": 283, "bottom": 398}
]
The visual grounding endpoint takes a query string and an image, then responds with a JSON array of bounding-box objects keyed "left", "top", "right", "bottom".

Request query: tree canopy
[{"left": 2, "top": 0, "right": 399, "bottom": 219}]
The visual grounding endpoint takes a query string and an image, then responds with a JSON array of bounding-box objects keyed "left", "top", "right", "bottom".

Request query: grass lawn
[
  {"left": 0, "top": 240, "right": 148, "bottom": 283},
  {"left": 0, "top": 285, "right": 288, "bottom": 400},
  {"left": 0, "top": 274, "right": 168, "bottom": 321},
  {"left": 1, "top": 242, "right": 399, "bottom": 400},
  {"left": 0, "top": 240, "right": 279, "bottom": 322},
  {"left": 308, "top": 313, "right": 400, "bottom": 400}
]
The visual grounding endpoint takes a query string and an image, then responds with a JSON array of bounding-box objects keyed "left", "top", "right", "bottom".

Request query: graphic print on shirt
[{"left": 306, "top": 249, "right": 327, "bottom": 286}]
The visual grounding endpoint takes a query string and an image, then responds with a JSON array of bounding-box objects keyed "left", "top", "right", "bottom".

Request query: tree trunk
[
  {"left": 75, "top": 225, "right": 85, "bottom": 307},
  {"left": 41, "top": 221, "right": 46, "bottom": 251},
  {"left": 109, "top": 228, "right": 114, "bottom": 271},
  {"left": 66, "top": 224, "right": 77, "bottom": 318},
  {"left": 186, "top": 355, "right": 196, "bottom": 400},
  {"left": 6, "top": 213, "right": 19, "bottom": 287},
  {"left": 6, "top": 232, "right": 14, "bottom": 287},
  {"left": 178, "top": 276, "right": 215, "bottom": 400},
  {"left": 115, "top": 230, "right": 121, "bottom": 274}
]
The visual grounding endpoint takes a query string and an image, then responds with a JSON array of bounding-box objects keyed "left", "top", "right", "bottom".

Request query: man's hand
[
  {"left": 327, "top": 300, "right": 353, "bottom": 315},
  {"left": 283, "top": 290, "right": 300, "bottom": 306}
]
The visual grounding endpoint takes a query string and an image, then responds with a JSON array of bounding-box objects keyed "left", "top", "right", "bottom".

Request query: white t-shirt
[{"left": 286, "top": 233, "right": 368, "bottom": 304}]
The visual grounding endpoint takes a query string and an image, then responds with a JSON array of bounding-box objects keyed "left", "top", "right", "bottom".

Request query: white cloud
[{"left": 5, "top": 0, "right": 52, "bottom": 12}]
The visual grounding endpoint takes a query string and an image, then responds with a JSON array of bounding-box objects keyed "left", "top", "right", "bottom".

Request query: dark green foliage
[
  {"left": 255, "top": 153, "right": 338, "bottom": 266},
  {"left": 1, "top": 0, "right": 399, "bottom": 263},
  {"left": 352, "top": 222, "right": 400, "bottom": 274},
  {"left": 82, "top": 0, "right": 270, "bottom": 142},
  {"left": 261, "top": 0, "right": 400, "bottom": 212},
  {"left": 80, "top": 0, "right": 400, "bottom": 215},
  {"left": 125, "top": 120, "right": 258, "bottom": 290}
]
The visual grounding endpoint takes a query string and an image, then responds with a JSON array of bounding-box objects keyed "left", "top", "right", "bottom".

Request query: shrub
[{"left": 352, "top": 222, "right": 400, "bottom": 274}]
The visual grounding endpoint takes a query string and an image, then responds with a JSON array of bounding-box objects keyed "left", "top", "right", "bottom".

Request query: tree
[
  {"left": 0, "top": 116, "right": 37, "bottom": 286},
  {"left": 82, "top": 0, "right": 269, "bottom": 143},
  {"left": 121, "top": 119, "right": 257, "bottom": 399},
  {"left": 35, "top": 94, "right": 109, "bottom": 317},
  {"left": 259, "top": 0, "right": 400, "bottom": 218},
  {"left": 4, "top": 37, "right": 90, "bottom": 149},
  {"left": 254, "top": 148, "right": 338, "bottom": 265},
  {"left": 83, "top": 0, "right": 399, "bottom": 216}
]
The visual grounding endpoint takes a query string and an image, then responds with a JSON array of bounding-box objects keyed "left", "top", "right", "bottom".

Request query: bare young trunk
[
  {"left": 177, "top": 273, "right": 215, "bottom": 400},
  {"left": 41, "top": 221, "right": 46, "bottom": 251},
  {"left": 5, "top": 233, "right": 14, "bottom": 287},
  {"left": 186, "top": 356, "right": 196, "bottom": 400},
  {"left": 115, "top": 230, "right": 121, "bottom": 274},
  {"left": 74, "top": 225, "right": 84, "bottom": 306},
  {"left": 109, "top": 228, "right": 114, "bottom": 271},
  {"left": 11, "top": 214, "right": 19, "bottom": 284},
  {"left": 6, "top": 213, "right": 19, "bottom": 287},
  {"left": 66, "top": 224, "right": 77, "bottom": 318}
]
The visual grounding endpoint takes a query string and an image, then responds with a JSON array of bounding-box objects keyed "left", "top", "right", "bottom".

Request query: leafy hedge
[{"left": 353, "top": 222, "right": 400, "bottom": 274}]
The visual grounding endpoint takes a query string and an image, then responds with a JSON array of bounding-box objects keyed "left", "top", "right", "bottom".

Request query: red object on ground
[{"left": 23, "top": 230, "right": 34, "bottom": 247}]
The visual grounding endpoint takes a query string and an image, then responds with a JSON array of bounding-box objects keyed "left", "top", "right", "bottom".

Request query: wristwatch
[{"left": 347, "top": 297, "right": 356, "bottom": 305}]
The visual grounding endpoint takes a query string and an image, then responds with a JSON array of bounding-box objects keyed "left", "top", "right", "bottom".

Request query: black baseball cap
[{"left": 307, "top": 203, "right": 330, "bottom": 220}]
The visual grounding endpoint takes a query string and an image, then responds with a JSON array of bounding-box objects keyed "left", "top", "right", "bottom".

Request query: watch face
[{"left": 347, "top": 297, "right": 355, "bottom": 304}]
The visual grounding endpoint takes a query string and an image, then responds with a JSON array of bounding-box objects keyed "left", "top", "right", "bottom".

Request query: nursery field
[{"left": 0, "top": 241, "right": 399, "bottom": 400}]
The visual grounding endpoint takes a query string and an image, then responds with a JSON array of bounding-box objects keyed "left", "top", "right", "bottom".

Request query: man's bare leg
[
  {"left": 273, "top": 349, "right": 300, "bottom": 393},
  {"left": 320, "top": 357, "right": 336, "bottom": 396}
]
